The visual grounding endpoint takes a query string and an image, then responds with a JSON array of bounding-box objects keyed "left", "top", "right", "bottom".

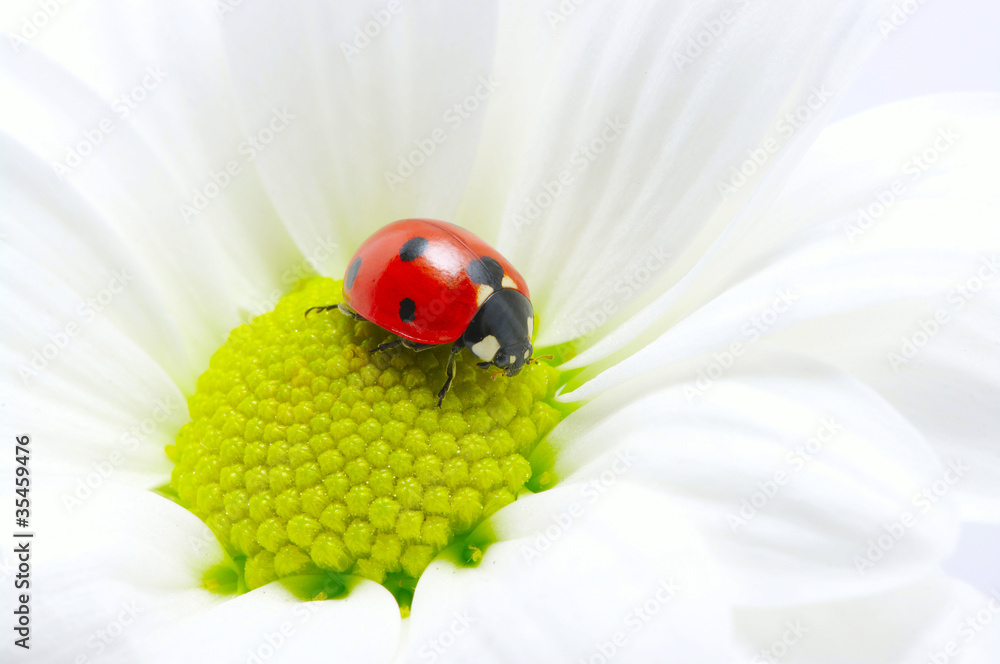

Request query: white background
[{"left": 834, "top": 0, "right": 1000, "bottom": 121}]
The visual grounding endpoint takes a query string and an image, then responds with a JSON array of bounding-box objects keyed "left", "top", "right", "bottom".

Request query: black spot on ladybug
[
  {"left": 399, "top": 237, "right": 428, "bottom": 262},
  {"left": 466, "top": 256, "right": 504, "bottom": 291},
  {"left": 345, "top": 257, "right": 362, "bottom": 290},
  {"left": 399, "top": 297, "right": 416, "bottom": 323}
]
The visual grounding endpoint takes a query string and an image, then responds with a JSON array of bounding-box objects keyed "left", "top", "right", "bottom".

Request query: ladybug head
[
  {"left": 488, "top": 340, "right": 534, "bottom": 377},
  {"left": 462, "top": 289, "right": 535, "bottom": 378}
]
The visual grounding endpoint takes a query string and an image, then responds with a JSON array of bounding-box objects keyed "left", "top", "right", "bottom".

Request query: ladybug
[{"left": 307, "top": 219, "right": 542, "bottom": 406}]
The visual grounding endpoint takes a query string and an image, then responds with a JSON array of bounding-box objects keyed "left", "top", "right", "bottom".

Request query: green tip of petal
[{"left": 168, "top": 277, "right": 569, "bottom": 609}]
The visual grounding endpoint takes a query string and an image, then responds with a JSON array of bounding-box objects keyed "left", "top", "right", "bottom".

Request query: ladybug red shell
[
  {"left": 344, "top": 219, "right": 530, "bottom": 344},
  {"left": 307, "top": 219, "right": 539, "bottom": 405}
]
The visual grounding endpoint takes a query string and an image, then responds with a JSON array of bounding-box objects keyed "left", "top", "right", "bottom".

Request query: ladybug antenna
[{"left": 526, "top": 355, "right": 553, "bottom": 365}]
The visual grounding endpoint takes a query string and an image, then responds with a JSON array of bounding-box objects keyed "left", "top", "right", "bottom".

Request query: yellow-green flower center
[{"left": 167, "top": 277, "right": 566, "bottom": 609}]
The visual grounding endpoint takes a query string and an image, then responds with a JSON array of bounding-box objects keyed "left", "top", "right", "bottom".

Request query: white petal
[
  {"left": 404, "top": 482, "right": 733, "bottom": 663},
  {"left": 0, "top": 55, "right": 295, "bottom": 370},
  {"left": 560, "top": 95, "right": 994, "bottom": 370},
  {"left": 1, "top": 175, "right": 184, "bottom": 486},
  {"left": 1, "top": 0, "right": 503, "bottom": 294},
  {"left": 150, "top": 582, "right": 400, "bottom": 664},
  {"left": 1, "top": 321, "right": 180, "bottom": 490},
  {"left": 467, "top": 0, "right": 897, "bottom": 347},
  {"left": 561, "top": 238, "right": 978, "bottom": 395},
  {"left": 561, "top": 95, "right": 1000, "bottom": 522},
  {"left": 0, "top": 4, "right": 338, "bottom": 351},
  {"left": 572, "top": 96, "right": 1000, "bottom": 520},
  {"left": 763, "top": 94, "right": 1000, "bottom": 522},
  {"left": 12, "top": 481, "right": 225, "bottom": 662},
  {"left": 733, "top": 573, "right": 1000, "bottom": 664},
  {"left": 548, "top": 347, "right": 960, "bottom": 606},
  {"left": 220, "top": 0, "right": 502, "bottom": 254},
  {"left": 16, "top": 480, "right": 402, "bottom": 664}
]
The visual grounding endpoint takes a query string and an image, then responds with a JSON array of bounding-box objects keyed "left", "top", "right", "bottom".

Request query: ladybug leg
[
  {"left": 373, "top": 338, "right": 435, "bottom": 354},
  {"left": 338, "top": 303, "right": 366, "bottom": 320},
  {"left": 436, "top": 343, "right": 463, "bottom": 407},
  {"left": 400, "top": 339, "right": 435, "bottom": 352},
  {"left": 304, "top": 303, "right": 365, "bottom": 320},
  {"left": 373, "top": 339, "right": 405, "bottom": 353},
  {"left": 304, "top": 305, "right": 338, "bottom": 317}
]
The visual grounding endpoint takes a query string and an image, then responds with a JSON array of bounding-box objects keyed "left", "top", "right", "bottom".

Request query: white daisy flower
[{"left": 2, "top": 1, "right": 999, "bottom": 663}]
